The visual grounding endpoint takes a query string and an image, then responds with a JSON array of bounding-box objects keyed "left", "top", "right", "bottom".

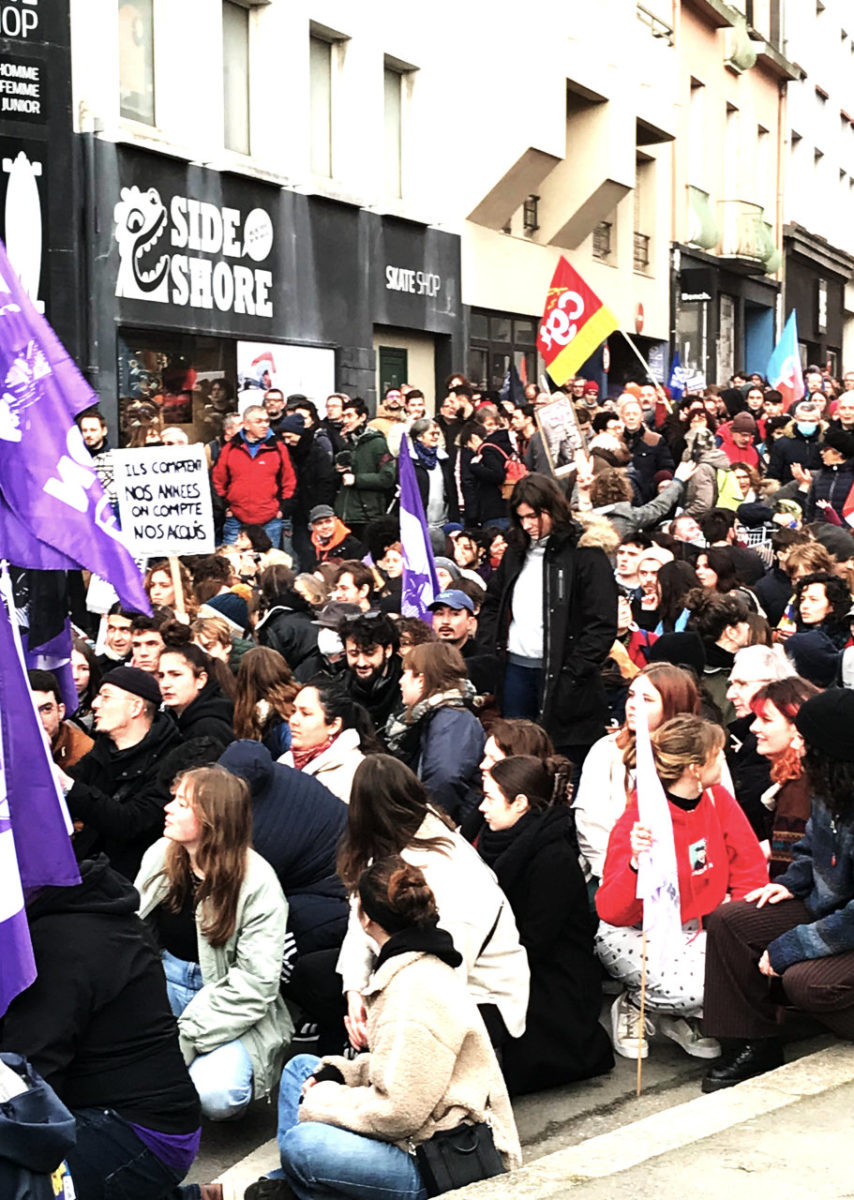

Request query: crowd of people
[{"left": 6, "top": 365, "right": 854, "bottom": 1199}]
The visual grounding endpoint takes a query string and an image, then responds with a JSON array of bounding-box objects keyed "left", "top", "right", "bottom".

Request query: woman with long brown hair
[
  {"left": 135, "top": 765, "right": 291, "bottom": 1121},
  {"left": 234, "top": 645, "right": 300, "bottom": 757},
  {"left": 384, "top": 641, "right": 485, "bottom": 821},
  {"left": 336, "top": 755, "right": 529, "bottom": 1057},
  {"left": 574, "top": 663, "right": 701, "bottom": 885},
  {"left": 143, "top": 559, "right": 199, "bottom": 620}
]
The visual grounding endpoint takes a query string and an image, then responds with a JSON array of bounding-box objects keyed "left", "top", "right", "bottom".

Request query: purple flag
[
  {"left": 25, "top": 619, "right": 77, "bottom": 716},
  {"left": 0, "top": 796, "right": 36, "bottom": 1016},
  {"left": 0, "top": 238, "right": 149, "bottom": 613},
  {"left": 0, "top": 581, "right": 79, "bottom": 1016},
  {"left": 0, "top": 584, "right": 79, "bottom": 892},
  {"left": 399, "top": 434, "right": 440, "bottom": 622}
]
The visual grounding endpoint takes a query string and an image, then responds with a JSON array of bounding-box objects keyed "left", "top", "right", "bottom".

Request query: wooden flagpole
[
  {"left": 622, "top": 332, "right": 673, "bottom": 414},
  {"left": 636, "top": 930, "right": 648, "bottom": 1097}
]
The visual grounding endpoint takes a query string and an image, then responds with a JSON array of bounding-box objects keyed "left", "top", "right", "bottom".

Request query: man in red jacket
[{"left": 212, "top": 405, "right": 297, "bottom": 549}]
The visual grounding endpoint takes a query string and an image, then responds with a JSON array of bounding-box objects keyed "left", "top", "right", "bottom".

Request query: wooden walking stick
[{"left": 636, "top": 929, "right": 648, "bottom": 1097}]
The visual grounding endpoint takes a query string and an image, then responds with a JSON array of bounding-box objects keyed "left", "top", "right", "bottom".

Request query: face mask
[
  {"left": 317, "top": 628, "right": 343, "bottom": 658},
  {"left": 796, "top": 422, "right": 818, "bottom": 437}
]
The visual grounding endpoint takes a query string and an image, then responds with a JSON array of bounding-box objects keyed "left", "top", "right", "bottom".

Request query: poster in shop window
[
  {"left": 236, "top": 341, "right": 336, "bottom": 414},
  {"left": 113, "top": 445, "right": 215, "bottom": 558}
]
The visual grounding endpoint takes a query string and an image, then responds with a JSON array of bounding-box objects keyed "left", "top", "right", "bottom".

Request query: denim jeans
[
  {"left": 275, "top": 1054, "right": 427, "bottom": 1200},
  {"left": 222, "top": 514, "right": 283, "bottom": 549},
  {"left": 501, "top": 660, "right": 542, "bottom": 721},
  {"left": 161, "top": 950, "right": 254, "bottom": 1122},
  {"left": 65, "top": 1106, "right": 186, "bottom": 1200}
]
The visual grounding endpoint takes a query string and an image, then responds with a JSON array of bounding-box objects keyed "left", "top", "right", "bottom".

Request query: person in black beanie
[
  {"left": 702, "top": 689, "right": 854, "bottom": 1091},
  {"left": 58, "top": 666, "right": 183, "bottom": 879},
  {"left": 803, "top": 423, "right": 854, "bottom": 524}
]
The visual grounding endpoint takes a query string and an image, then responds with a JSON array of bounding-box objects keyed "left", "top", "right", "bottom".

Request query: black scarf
[{"left": 478, "top": 811, "right": 536, "bottom": 868}]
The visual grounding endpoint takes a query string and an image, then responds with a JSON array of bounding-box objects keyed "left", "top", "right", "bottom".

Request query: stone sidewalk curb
[{"left": 216, "top": 1043, "right": 854, "bottom": 1197}]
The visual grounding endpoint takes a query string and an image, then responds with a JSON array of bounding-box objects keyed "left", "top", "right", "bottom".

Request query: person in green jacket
[
  {"left": 135, "top": 765, "right": 292, "bottom": 1120},
  {"left": 334, "top": 398, "right": 397, "bottom": 539}
]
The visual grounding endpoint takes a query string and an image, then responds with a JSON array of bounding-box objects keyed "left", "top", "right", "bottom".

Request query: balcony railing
[
  {"left": 593, "top": 221, "right": 613, "bottom": 259},
  {"left": 717, "top": 199, "right": 768, "bottom": 264},
  {"left": 633, "top": 231, "right": 651, "bottom": 271},
  {"left": 636, "top": 2, "right": 675, "bottom": 45}
]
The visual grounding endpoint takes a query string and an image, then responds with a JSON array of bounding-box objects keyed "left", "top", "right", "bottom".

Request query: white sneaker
[
  {"left": 659, "top": 1015, "right": 721, "bottom": 1059},
  {"left": 610, "top": 993, "right": 654, "bottom": 1059}
]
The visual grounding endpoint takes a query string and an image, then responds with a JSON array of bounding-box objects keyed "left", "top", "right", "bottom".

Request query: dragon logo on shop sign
[{"left": 114, "top": 186, "right": 170, "bottom": 303}]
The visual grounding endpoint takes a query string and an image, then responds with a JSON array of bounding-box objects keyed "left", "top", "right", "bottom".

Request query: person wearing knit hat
[
  {"left": 433, "top": 556, "right": 461, "bottom": 590},
  {"left": 803, "top": 423, "right": 854, "bottom": 525},
  {"left": 718, "top": 411, "right": 760, "bottom": 468},
  {"left": 702, "top": 685, "right": 854, "bottom": 1092},
  {"left": 203, "top": 590, "right": 250, "bottom": 634},
  {"left": 53, "top": 666, "right": 183, "bottom": 881}
]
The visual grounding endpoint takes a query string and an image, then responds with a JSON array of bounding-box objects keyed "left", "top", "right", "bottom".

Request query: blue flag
[
  {"left": 767, "top": 310, "right": 804, "bottom": 412},
  {"left": 399, "top": 434, "right": 440, "bottom": 621},
  {"left": 668, "top": 351, "right": 689, "bottom": 402},
  {"left": 0, "top": 575, "right": 79, "bottom": 1015},
  {"left": 0, "top": 238, "right": 150, "bottom": 613}
]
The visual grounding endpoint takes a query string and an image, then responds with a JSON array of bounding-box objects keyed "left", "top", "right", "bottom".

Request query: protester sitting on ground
[
  {"left": 330, "top": 560, "right": 376, "bottom": 612},
  {"left": 702, "top": 689, "right": 854, "bottom": 1090},
  {"left": 428, "top": 587, "right": 497, "bottom": 695},
  {"left": 279, "top": 681, "right": 380, "bottom": 803},
  {"left": 97, "top": 603, "right": 136, "bottom": 671},
  {"left": 266, "top": 857, "right": 520, "bottom": 1200},
  {"left": 292, "top": 571, "right": 329, "bottom": 611},
  {"left": 596, "top": 715, "right": 767, "bottom": 1061},
  {"left": 190, "top": 613, "right": 236, "bottom": 674},
  {"left": 28, "top": 668, "right": 93, "bottom": 770},
  {"left": 793, "top": 570, "right": 853, "bottom": 648},
  {"left": 384, "top": 641, "right": 485, "bottom": 821},
  {"left": 130, "top": 612, "right": 171, "bottom": 674},
  {"left": 218, "top": 740, "right": 348, "bottom": 1003},
  {"left": 0, "top": 856, "right": 202, "bottom": 1198},
  {"left": 143, "top": 559, "right": 199, "bottom": 621},
  {"left": 70, "top": 637, "right": 102, "bottom": 732},
  {"left": 574, "top": 664, "right": 701, "bottom": 885},
  {"left": 749, "top": 677, "right": 820, "bottom": 878},
  {"left": 685, "top": 589, "right": 752, "bottom": 723},
  {"left": 339, "top": 613, "right": 403, "bottom": 733},
  {"left": 135, "top": 765, "right": 292, "bottom": 1122},
  {"left": 725, "top": 644, "right": 797, "bottom": 840},
  {"left": 255, "top": 563, "right": 320, "bottom": 673},
  {"left": 59, "top": 666, "right": 183, "bottom": 880},
  {"left": 476, "top": 755, "right": 613, "bottom": 1095},
  {"left": 233, "top": 645, "right": 299, "bottom": 757},
  {"left": 336, "top": 755, "right": 529, "bottom": 1054},
  {"left": 395, "top": 616, "right": 437, "bottom": 663},
  {"left": 156, "top": 644, "right": 235, "bottom": 751}
]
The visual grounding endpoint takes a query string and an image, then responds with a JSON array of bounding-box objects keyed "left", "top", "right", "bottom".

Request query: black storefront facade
[
  {"left": 87, "top": 142, "right": 463, "bottom": 442},
  {"left": 783, "top": 224, "right": 854, "bottom": 376},
  {"left": 0, "top": 0, "right": 82, "bottom": 361},
  {"left": 673, "top": 244, "right": 780, "bottom": 388}
]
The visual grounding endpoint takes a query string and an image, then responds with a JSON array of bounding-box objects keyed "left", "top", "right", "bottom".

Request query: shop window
[
  {"left": 469, "top": 307, "right": 538, "bottom": 392},
  {"left": 118, "top": 330, "right": 236, "bottom": 447},
  {"left": 119, "top": 0, "right": 155, "bottom": 125},
  {"left": 223, "top": 1, "right": 251, "bottom": 155},
  {"left": 310, "top": 35, "right": 333, "bottom": 177},
  {"left": 384, "top": 65, "right": 403, "bottom": 198}
]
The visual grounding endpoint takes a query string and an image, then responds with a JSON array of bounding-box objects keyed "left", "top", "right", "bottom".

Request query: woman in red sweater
[{"left": 596, "top": 715, "right": 767, "bottom": 1061}]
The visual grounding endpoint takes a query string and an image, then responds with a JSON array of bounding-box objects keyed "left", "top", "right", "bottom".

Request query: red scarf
[{"left": 291, "top": 734, "right": 336, "bottom": 773}]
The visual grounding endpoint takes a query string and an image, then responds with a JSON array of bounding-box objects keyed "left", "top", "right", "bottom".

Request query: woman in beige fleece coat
[{"left": 261, "top": 856, "right": 521, "bottom": 1200}]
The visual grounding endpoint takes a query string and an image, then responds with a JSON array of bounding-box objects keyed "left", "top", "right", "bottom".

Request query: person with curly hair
[
  {"left": 686, "top": 589, "right": 752, "bottom": 723},
  {"left": 793, "top": 570, "right": 853, "bottom": 648}
]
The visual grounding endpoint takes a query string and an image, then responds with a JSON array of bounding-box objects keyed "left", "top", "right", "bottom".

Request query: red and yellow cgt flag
[{"left": 537, "top": 257, "right": 618, "bottom": 386}]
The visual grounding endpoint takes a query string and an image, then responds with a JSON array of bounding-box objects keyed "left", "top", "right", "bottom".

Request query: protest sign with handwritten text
[{"left": 113, "top": 445, "right": 214, "bottom": 557}]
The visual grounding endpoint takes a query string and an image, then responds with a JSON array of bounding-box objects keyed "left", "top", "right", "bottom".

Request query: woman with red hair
[{"left": 750, "top": 677, "right": 819, "bottom": 878}]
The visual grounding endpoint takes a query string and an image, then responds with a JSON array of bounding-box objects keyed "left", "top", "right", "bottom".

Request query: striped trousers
[{"left": 703, "top": 899, "right": 854, "bottom": 1041}]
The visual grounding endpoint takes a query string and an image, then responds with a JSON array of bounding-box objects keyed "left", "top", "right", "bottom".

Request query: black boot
[
  {"left": 243, "top": 1181, "right": 297, "bottom": 1200},
  {"left": 701, "top": 1038, "right": 784, "bottom": 1092}
]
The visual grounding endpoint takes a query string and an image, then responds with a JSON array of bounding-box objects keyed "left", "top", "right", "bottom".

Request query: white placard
[{"left": 113, "top": 445, "right": 215, "bottom": 558}]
